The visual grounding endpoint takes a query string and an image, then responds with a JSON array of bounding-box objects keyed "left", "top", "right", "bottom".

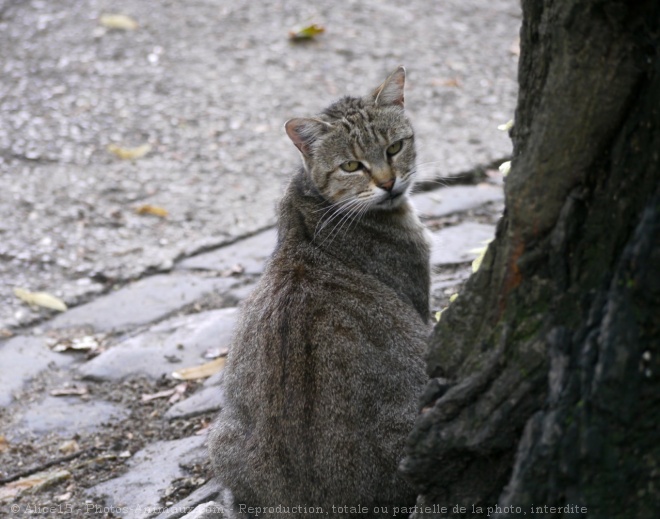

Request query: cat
[{"left": 209, "top": 67, "right": 430, "bottom": 518}]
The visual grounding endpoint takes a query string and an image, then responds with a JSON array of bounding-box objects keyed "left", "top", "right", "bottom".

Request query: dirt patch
[{"left": 1, "top": 372, "right": 216, "bottom": 518}]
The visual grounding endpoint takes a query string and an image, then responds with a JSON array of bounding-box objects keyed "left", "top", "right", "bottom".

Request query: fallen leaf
[
  {"left": 0, "top": 470, "right": 71, "bottom": 502},
  {"left": 168, "top": 382, "right": 188, "bottom": 404},
  {"left": 471, "top": 244, "right": 489, "bottom": 273},
  {"left": 55, "top": 492, "right": 71, "bottom": 502},
  {"left": 135, "top": 204, "right": 168, "bottom": 218},
  {"left": 13, "top": 288, "right": 67, "bottom": 312},
  {"left": 431, "top": 77, "right": 461, "bottom": 88},
  {"left": 58, "top": 440, "right": 80, "bottom": 455},
  {"left": 52, "top": 335, "right": 103, "bottom": 353},
  {"left": 289, "top": 23, "right": 325, "bottom": 41},
  {"left": 499, "top": 160, "right": 511, "bottom": 177},
  {"left": 498, "top": 119, "right": 514, "bottom": 132},
  {"left": 99, "top": 13, "right": 138, "bottom": 31},
  {"left": 141, "top": 388, "right": 177, "bottom": 402},
  {"left": 203, "top": 347, "right": 229, "bottom": 360},
  {"left": 118, "top": 450, "right": 131, "bottom": 458},
  {"left": 434, "top": 309, "right": 445, "bottom": 322},
  {"left": 510, "top": 37, "right": 520, "bottom": 56},
  {"left": 172, "top": 357, "right": 226, "bottom": 380},
  {"left": 0, "top": 436, "right": 9, "bottom": 453},
  {"left": 107, "top": 143, "right": 151, "bottom": 160},
  {"left": 195, "top": 421, "right": 211, "bottom": 435},
  {"left": 140, "top": 383, "right": 186, "bottom": 403},
  {"left": 50, "top": 385, "right": 89, "bottom": 397},
  {"left": 220, "top": 263, "right": 245, "bottom": 277},
  {"left": 0, "top": 329, "right": 13, "bottom": 338},
  {"left": 449, "top": 293, "right": 459, "bottom": 303}
]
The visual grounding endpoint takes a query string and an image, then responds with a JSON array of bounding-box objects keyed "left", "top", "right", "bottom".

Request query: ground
[{"left": 0, "top": 1, "right": 519, "bottom": 517}]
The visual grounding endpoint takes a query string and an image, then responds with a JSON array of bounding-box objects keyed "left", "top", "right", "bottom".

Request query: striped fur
[{"left": 209, "top": 67, "right": 430, "bottom": 517}]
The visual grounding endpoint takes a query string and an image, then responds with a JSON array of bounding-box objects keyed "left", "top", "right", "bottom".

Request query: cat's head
[{"left": 285, "top": 67, "right": 416, "bottom": 212}]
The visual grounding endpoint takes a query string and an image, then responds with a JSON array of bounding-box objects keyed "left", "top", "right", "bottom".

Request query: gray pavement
[
  {"left": 0, "top": 0, "right": 519, "bottom": 329},
  {"left": 0, "top": 0, "right": 519, "bottom": 516}
]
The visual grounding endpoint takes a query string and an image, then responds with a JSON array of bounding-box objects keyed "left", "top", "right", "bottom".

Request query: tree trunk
[{"left": 401, "top": 1, "right": 660, "bottom": 518}]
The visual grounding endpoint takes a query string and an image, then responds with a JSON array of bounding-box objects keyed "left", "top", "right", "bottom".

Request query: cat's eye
[
  {"left": 386, "top": 141, "right": 403, "bottom": 156},
  {"left": 340, "top": 161, "right": 363, "bottom": 172}
]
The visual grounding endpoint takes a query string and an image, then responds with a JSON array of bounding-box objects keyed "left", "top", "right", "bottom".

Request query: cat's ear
[
  {"left": 373, "top": 66, "right": 406, "bottom": 108},
  {"left": 285, "top": 118, "right": 330, "bottom": 158}
]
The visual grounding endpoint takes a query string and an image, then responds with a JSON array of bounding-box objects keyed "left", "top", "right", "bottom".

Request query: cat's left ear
[
  {"left": 285, "top": 118, "right": 331, "bottom": 158},
  {"left": 373, "top": 66, "right": 406, "bottom": 108}
]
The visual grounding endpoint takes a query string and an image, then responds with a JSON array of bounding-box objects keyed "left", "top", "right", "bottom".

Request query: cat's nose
[{"left": 379, "top": 179, "right": 395, "bottom": 192}]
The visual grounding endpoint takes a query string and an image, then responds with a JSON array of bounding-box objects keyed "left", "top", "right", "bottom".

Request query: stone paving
[
  {"left": 0, "top": 0, "right": 520, "bottom": 516},
  {"left": 0, "top": 0, "right": 520, "bottom": 329},
  {"left": 0, "top": 180, "right": 505, "bottom": 518}
]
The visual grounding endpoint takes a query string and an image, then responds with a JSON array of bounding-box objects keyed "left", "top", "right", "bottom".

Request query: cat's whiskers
[
  {"left": 344, "top": 196, "right": 373, "bottom": 239},
  {"left": 312, "top": 194, "right": 362, "bottom": 238},
  {"left": 313, "top": 196, "right": 364, "bottom": 243},
  {"left": 317, "top": 196, "right": 371, "bottom": 248}
]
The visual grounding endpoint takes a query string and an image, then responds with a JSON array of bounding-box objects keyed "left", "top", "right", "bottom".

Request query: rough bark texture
[{"left": 402, "top": 1, "right": 660, "bottom": 518}]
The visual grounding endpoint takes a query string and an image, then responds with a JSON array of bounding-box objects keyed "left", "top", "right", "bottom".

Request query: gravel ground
[
  {"left": 1, "top": 2, "right": 519, "bottom": 516},
  {"left": 0, "top": 0, "right": 519, "bottom": 329}
]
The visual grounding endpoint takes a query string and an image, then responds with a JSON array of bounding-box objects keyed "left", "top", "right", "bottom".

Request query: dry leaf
[
  {"left": 289, "top": 23, "right": 325, "bottom": 40},
  {"left": 220, "top": 263, "right": 245, "bottom": 277},
  {"left": 135, "top": 204, "right": 168, "bottom": 218},
  {"left": 471, "top": 245, "right": 489, "bottom": 273},
  {"left": 13, "top": 288, "right": 67, "bottom": 312},
  {"left": 172, "top": 357, "right": 226, "bottom": 380},
  {"left": 497, "top": 119, "right": 514, "bottom": 132},
  {"left": 203, "top": 347, "right": 229, "bottom": 360},
  {"left": 141, "top": 388, "right": 176, "bottom": 403},
  {"left": 0, "top": 470, "right": 71, "bottom": 502},
  {"left": 195, "top": 421, "right": 211, "bottom": 435},
  {"left": 431, "top": 77, "right": 461, "bottom": 88},
  {"left": 55, "top": 492, "right": 71, "bottom": 502},
  {"left": 52, "top": 335, "right": 103, "bottom": 353},
  {"left": 50, "top": 385, "right": 89, "bottom": 397},
  {"left": 0, "top": 436, "right": 9, "bottom": 453},
  {"left": 168, "top": 382, "right": 188, "bottom": 404},
  {"left": 99, "top": 14, "right": 138, "bottom": 31},
  {"left": 499, "top": 160, "right": 511, "bottom": 177},
  {"left": 107, "top": 143, "right": 151, "bottom": 160},
  {"left": 58, "top": 439, "right": 80, "bottom": 455},
  {"left": 510, "top": 37, "right": 521, "bottom": 56}
]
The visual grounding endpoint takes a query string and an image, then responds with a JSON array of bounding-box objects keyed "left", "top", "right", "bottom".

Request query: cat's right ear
[
  {"left": 373, "top": 66, "right": 406, "bottom": 108},
  {"left": 285, "top": 118, "right": 330, "bottom": 158}
]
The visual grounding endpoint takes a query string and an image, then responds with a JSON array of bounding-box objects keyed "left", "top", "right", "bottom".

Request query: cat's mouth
[{"left": 379, "top": 191, "right": 404, "bottom": 204}]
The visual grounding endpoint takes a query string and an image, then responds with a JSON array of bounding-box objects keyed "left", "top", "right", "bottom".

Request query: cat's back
[{"left": 216, "top": 235, "right": 426, "bottom": 510}]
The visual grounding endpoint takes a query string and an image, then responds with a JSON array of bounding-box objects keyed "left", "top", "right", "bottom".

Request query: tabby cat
[{"left": 209, "top": 67, "right": 430, "bottom": 518}]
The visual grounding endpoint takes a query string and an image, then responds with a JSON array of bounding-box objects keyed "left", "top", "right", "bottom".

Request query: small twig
[{"left": 0, "top": 448, "right": 92, "bottom": 484}]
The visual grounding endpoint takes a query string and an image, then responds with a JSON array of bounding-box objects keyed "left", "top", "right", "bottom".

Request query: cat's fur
[{"left": 209, "top": 67, "right": 430, "bottom": 517}]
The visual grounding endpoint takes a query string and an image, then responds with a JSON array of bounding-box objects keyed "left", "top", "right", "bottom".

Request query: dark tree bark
[{"left": 401, "top": 1, "right": 660, "bottom": 518}]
